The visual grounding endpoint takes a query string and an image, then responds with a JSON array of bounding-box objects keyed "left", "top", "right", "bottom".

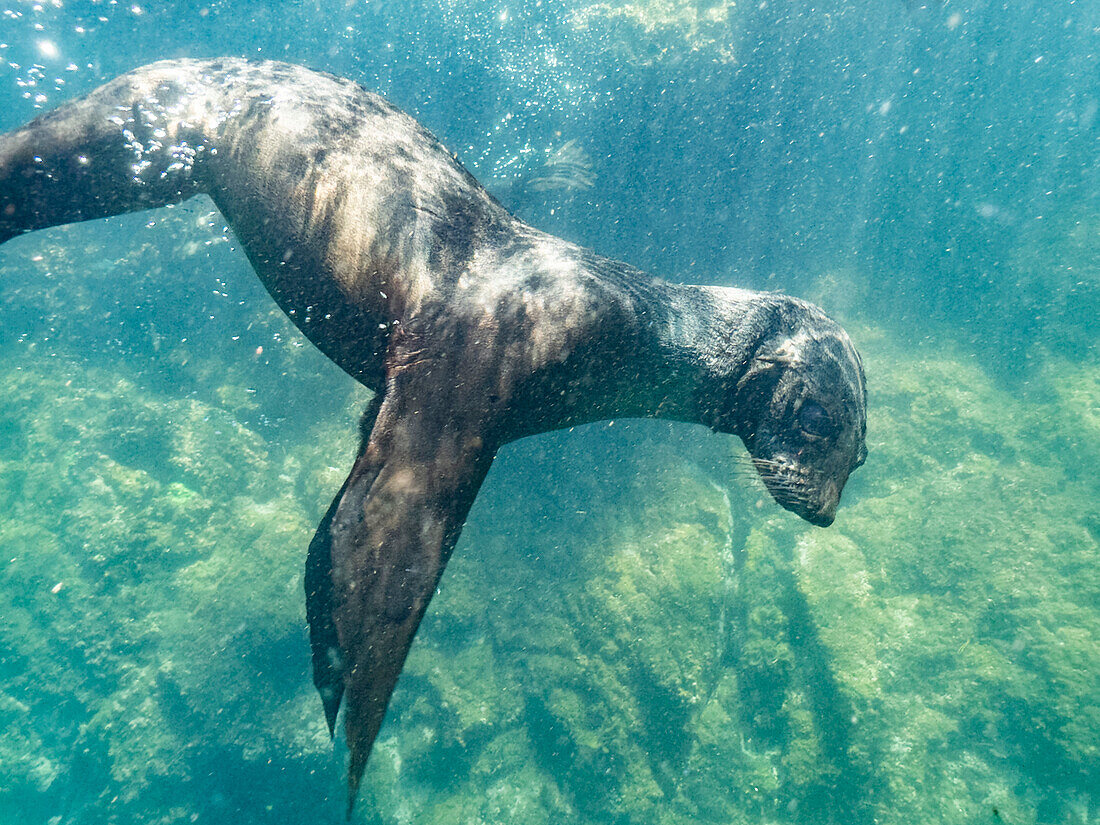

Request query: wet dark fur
[{"left": 0, "top": 59, "right": 867, "bottom": 813}]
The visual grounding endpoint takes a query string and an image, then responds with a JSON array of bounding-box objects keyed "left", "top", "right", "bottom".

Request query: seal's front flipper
[
  {"left": 329, "top": 381, "right": 495, "bottom": 815},
  {"left": 306, "top": 488, "right": 346, "bottom": 736},
  {"left": 305, "top": 396, "right": 383, "bottom": 737}
]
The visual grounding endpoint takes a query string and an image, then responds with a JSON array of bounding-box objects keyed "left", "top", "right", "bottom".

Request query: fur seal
[{"left": 0, "top": 58, "right": 867, "bottom": 813}]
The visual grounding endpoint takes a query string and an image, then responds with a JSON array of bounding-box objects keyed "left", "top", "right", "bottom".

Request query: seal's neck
[{"left": 614, "top": 278, "right": 774, "bottom": 426}]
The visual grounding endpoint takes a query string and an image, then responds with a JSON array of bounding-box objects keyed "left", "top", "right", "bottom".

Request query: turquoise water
[{"left": 0, "top": 2, "right": 1097, "bottom": 823}]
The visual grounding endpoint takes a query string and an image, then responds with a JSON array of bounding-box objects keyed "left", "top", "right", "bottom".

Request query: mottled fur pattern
[{"left": 0, "top": 59, "right": 866, "bottom": 814}]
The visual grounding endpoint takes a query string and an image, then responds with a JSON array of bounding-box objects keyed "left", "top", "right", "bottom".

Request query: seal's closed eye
[{"left": 797, "top": 400, "right": 833, "bottom": 438}]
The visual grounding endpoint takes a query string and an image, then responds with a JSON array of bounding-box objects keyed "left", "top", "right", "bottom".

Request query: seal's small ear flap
[
  {"left": 754, "top": 353, "right": 791, "bottom": 366},
  {"left": 763, "top": 337, "right": 803, "bottom": 365},
  {"left": 735, "top": 343, "right": 794, "bottom": 395},
  {"left": 725, "top": 347, "right": 787, "bottom": 439}
]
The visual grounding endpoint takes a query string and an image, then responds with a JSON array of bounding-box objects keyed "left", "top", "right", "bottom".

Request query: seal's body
[{"left": 0, "top": 59, "right": 866, "bottom": 812}]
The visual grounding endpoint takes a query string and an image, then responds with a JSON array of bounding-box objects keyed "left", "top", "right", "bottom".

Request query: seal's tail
[{"left": 0, "top": 68, "right": 207, "bottom": 246}]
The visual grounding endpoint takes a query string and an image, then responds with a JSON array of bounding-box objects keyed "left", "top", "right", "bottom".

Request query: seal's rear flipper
[{"left": 0, "top": 66, "right": 210, "bottom": 244}]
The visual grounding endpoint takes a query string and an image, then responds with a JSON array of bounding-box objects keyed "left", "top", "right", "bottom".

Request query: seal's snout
[
  {"left": 774, "top": 486, "right": 838, "bottom": 528},
  {"left": 754, "top": 462, "right": 843, "bottom": 528},
  {"left": 806, "top": 500, "right": 837, "bottom": 528},
  {"left": 809, "top": 479, "right": 841, "bottom": 527}
]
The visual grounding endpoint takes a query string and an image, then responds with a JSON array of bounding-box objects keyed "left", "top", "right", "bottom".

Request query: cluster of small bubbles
[
  {"left": 487, "top": 140, "right": 537, "bottom": 180},
  {"left": 476, "top": 40, "right": 613, "bottom": 189},
  {"left": 12, "top": 63, "right": 46, "bottom": 106},
  {"left": 0, "top": 4, "right": 62, "bottom": 111},
  {"left": 105, "top": 95, "right": 206, "bottom": 184},
  {"left": 0, "top": 0, "right": 130, "bottom": 118}
]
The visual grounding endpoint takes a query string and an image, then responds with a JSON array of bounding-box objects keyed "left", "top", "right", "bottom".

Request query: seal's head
[{"left": 706, "top": 296, "right": 867, "bottom": 527}]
